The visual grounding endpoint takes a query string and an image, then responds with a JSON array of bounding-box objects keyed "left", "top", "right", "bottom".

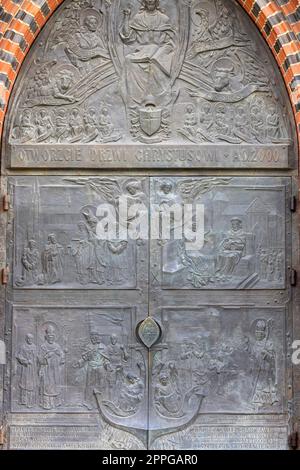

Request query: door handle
[{"left": 137, "top": 317, "right": 161, "bottom": 348}]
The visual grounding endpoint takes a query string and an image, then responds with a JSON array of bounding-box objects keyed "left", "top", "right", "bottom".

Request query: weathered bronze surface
[
  {"left": 3, "top": 175, "right": 294, "bottom": 449},
  {"left": 1, "top": 0, "right": 298, "bottom": 451},
  {"left": 3, "top": 0, "right": 295, "bottom": 169}
]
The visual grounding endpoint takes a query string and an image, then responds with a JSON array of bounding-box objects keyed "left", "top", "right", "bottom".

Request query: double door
[{"left": 4, "top": 175, "right": 296, "bottom": 449}]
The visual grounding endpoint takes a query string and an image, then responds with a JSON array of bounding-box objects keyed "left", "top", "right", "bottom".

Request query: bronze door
[
  {"left": 3, "top": 175, "right": 296, "bottom": 449},
  {"left": 149, "top": 176, "right": 294, "bottom": 450},
  {"left": 1, "top": 0, "right": 299, "bottom": 451},
  {"left": 5, "top": 176, "right": 150, "bottom": 449}
]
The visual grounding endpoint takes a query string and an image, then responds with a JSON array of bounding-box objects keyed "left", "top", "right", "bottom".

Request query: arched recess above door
[
  {"left": 0, "top": 0, "right": 298, "bottom": 170},
  {"left": 0, "top": 0, "right": 299, "bottom": 156}
]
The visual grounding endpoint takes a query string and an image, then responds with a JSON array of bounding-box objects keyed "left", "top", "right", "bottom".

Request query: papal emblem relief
[{"left": 1, "top": 0, "right": 299, "bottom": 453}]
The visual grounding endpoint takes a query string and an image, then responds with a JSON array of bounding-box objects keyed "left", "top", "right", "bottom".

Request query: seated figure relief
[
  {"left": 156, "top": 178, "right": 286, "bottom": 289},
  {"left": 215, "top": 217, "right": 247, "bottom": 280},
  {"left": 8, "top": 0, "right": 291, "bottom": 145}
]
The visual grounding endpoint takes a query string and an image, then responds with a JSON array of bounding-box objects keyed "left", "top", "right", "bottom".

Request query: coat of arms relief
[{"left": 9, "top": 0, "right": 291, "bottom": 146}]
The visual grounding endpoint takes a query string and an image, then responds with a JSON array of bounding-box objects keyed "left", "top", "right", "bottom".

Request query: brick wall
[{"left": 0, "top": 0, "right": 300, "bottom": 149}]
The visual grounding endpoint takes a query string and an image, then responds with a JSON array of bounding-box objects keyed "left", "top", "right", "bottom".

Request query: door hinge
[
  {"left": 290, "top": 269, "right": 297, "bottom": 287},
  {"left": 290, "top": 196, "right": 297, "bottom": 213},
  {"left": 2, "top": 194, "right": 10, "bottom": 211},
  {"left": 288, "top": 431, "right": 299, "bottom": 450},
  {"left": 1, "top": 266, "right": 9, "bottom": 285}
]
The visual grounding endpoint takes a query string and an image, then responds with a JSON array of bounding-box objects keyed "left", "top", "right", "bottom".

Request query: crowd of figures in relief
[
  {"left": 8, "top": 0, "right": 291, "bottom": 145},
  {"left": 13, "top": 177, "right": 286, "bottom": 290},
  {"left": 14, "top": 309, "right": 146, "bottom": 414},
  {"left": 14, "top": 177, "right": 148, "bottom": 289},
  {"left": 153, "top": 177, "right": 286, "bottom": 289},
  {"left": 13, "top": 308, "right": 281, "bottom": 417}
]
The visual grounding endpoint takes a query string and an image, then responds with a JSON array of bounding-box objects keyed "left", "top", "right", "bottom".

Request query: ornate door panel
[
  {"left": 5, "top": 176, "right": 149, "bottom": 449},
  {"left": 0, "top": 0, "right": 299, "bottom": 451},
  {"left": 149, "top": 177, "right": 293, "bottom": 450}
]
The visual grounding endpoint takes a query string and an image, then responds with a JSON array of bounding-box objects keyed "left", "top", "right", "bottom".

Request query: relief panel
[
  {"left": 10, "top": 176, "right": 148, "bottom": 289},
  {"left": 151, "top": 177, "right": 289, "bottom": 290},
  {"left": 149, "top": 305, "right": 286, "bottom": 448},
  {"left": 151, "top": 306, "right": 285, "bottom": 416},
  {"left": 4, "top": 0, "right": 294, "bottom": 169},
  {"left": 11, "top": 306, "right": 148, "bottom": 422}
]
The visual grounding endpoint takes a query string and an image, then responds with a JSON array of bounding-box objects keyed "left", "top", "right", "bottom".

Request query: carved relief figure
[
  {"left": 182, "top": 104, "right": 198, "bottom": 138},
  {"left": 21, "top": 239, "right": 40, "bottom": 285},
  {"left": 275, "top": 251, "right": 284, "bottom": 282},
  {"left": 8, "top": 0, "right": 292, "bottom": 145},
  {"left": 55, "top": 109, "right": 70, "bottom": 141},
  {"left": 216, "top": 218, "right": 246, "bottom": 279},
  {"left": 99, "top": 106, "right": 114, "bottom": 139},
  {"left": 105, "top": 240, "right": 129, "bottom": 284},
  {"left": 152, "top": 352, "right": 204, "bottom": 420},
  {"left": 38, "top": 325, "right": 65, "bottom": 410},
  {"left": 73, "top": 330, "right": 109, "bottom": 409},
  {"left": 69, "top": 108, "right": 84, "bottom": 141},
  {"left": 83, "top": 107, "right": 99, "bottom": 141},
  {"left": 117, "top": 371, "right": 144, "bottom": 414},
  {"left": 157, "top": 180, "right": 184, "bottom": 275},
  {"left": 65, "top": 8, "right": 109, "bottom": 72},
  {"left": 105, "top": 334, "right": 129, "bottom": 399},
  {"left": 35, "top": 109, "right": 54, "bottom": 142},
  {"left": 68, "top": 221, "right": 103, "bottom": 285},
  {"left": 266, "top": 105, "right": 285, "bottom": 141},
  {"left": 154, "top": 368, "right": 182, "bottom": 417},
  {"left": 120, "top": 0, "right": 175, "bottom": 105},
  {"left": 12, "top": 109, "right": 35, "bottom": 143},
  {"left": 52, "top": 66, "right": 76, "bottom": 102},
  {"left": 120, "top": 0, "right": 176, "bottom": 139},
  {"left": 180, "top": 339, "right": 200, "bottom": 389},
  {"left": 259, "top": 249, "right": 269, "bottom": 280},
  {"left": 250, "top": 319, "right": 278, "bottom": 409},
  {"left": 16, "top": 334, "right": 38, "bottom": 408},
  {"left": 42, "top": 234, "right": 64, "bottom": 284}
]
